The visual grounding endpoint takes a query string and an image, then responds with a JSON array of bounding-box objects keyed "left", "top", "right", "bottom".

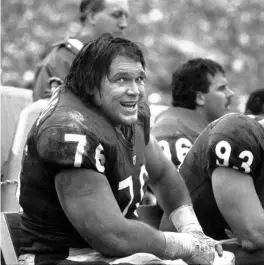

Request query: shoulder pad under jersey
[{"left": 52, "top": 38, "right": 84, "bottom": 55}]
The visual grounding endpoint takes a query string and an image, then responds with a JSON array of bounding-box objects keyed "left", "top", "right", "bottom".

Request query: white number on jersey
[
  {"left": 175, "top": 138, "right": 192, "bottom": 164},
  {"left": 118, "top": 165, "right": 148, "bottom": 216},
  {"left": 158, "top": 138, "right": 192, "bottom": 164},
  {"left": 215, "top": 140, "right": 254, "bottom": 173},
  {"left": 65, "top": 134, "right": 87, "bottom": 167},
  {"left": 95, "top": 144, "right": 105, "bottom": 173}
]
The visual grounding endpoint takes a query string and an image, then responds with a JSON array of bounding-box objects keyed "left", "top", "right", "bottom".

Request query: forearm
[
  {"left": 149, "top": 163, "right": 192, "bottom": 215},
  {"left": 239, "top": 219, "right": 264, "bottom": 251},
  {"left": 212, "top": 167, "right": 264, "bottom": 251},
  {"left": 145, "top": 135, "right": 192, "bottom": 215},
  {"left": 55, "top": 167, "right": 216, "bottom": 263},
  {"left": 90, "top": 218, "right": 211, "bottom": 262},
  {"left": 92, "top": 218, "right": 166, "bottom": 258}
]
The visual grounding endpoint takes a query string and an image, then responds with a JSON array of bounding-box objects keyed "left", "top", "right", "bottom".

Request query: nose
[
  {"left": 127, "top": 81, "right": 140, "bottom": 96},
  {"left": 225, "top": 87, "right": 234, "bottom": 99},
  {"left": 118, "top": 14, "right": 128, "bottom": 30}
]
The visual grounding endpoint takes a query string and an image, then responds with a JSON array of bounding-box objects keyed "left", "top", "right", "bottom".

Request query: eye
[
  {"left": 218, "top": 85, "right": 227, "bottom": 91},
  {"left": 117, "top": 77, "right": 126, "bottom": 83},
  {"left": 111, "top": 11, "right": 123, "bottom": 19},
  {"left": 136, "top": 76, "right": 146, "bottom": 84},
  {"left": 111, "top": 11, "right": 129, "bottom": 20}
]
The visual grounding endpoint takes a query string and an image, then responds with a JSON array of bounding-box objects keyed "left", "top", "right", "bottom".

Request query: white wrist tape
[
  {"left": 169, "top": 205, "right": 203, "bottom": 233},
  {"left": 163, "top": 232, "right": 216, "bottom": 264},
  {"left": 162, "top": 231, "right": 197, "bottom": 260}
]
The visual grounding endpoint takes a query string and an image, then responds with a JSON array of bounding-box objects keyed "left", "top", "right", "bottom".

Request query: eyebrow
[
  {"left": 110, "top": 8, "right": 130, "bottom": 17},
  {"left": 111, "top": 71, "right": 146, "bottom": 79}
]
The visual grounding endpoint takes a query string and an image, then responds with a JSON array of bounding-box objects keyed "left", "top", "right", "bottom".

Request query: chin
[
  {"left": 120, "top": 116, "right": 138, "bottom": 126},
  {"left": 122, "top": 119, "right": 137, "bottom": 126},
  {"left": 114, "top": 31, "right": 124, "bottom": 37}
]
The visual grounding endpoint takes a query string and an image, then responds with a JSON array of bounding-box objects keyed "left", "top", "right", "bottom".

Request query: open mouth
[{"left": 120, "top": 102, "right": 137, "bottom": 110}]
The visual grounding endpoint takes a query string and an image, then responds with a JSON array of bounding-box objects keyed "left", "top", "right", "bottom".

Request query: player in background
[
  {"left": 18, "top": 34, "right": 223, "bottom": 265},
  {"left": 33, "top": 0, "right": 130, "bottom": 101},
  {"left": 151, "top": 58, "right": 234, "bottom": 167},
  {"left": 160, "top": 113, "right": 264, "bottom": 264},
  {"left": 245, "top": 88, "right": 264, "bottom": 117}
]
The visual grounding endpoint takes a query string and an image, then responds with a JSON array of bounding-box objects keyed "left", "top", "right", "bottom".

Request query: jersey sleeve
[
  {"left": 206, "top": 115, "right": 262, "bottom": 179},
  {"left": 36, "top": 126, "right": 107, "bottom": 174},
  {"left": 138, "top": 102, "right": 151, "bottom": 145}
]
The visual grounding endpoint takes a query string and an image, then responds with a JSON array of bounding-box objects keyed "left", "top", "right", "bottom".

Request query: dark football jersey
[
  {"left": 151, "top": 107, "right": 209, "bottom": 166},
  {"left": 19, "top": 87, "right": 150, "bottom": 257},
  {"left": 179, "top": 113, "right": 264, "bottom": 239}
]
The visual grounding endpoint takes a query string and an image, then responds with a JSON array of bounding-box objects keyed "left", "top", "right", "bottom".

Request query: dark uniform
[
  {"left": 19, "top": 87, "right": 151, "bottom": 264},
  {"left": 151, "top": 107, "right": 209, "bottom": 167},
  {"left": 33, "top": 38, "right": 84, "bottom": 102},
  {"left": 179, "top": 113, "right": 264, "bottom": 240}
]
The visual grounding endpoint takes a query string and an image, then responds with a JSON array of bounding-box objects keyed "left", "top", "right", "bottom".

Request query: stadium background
[{"left": 1, "top": 0, "right": 264, "bottom": 172}]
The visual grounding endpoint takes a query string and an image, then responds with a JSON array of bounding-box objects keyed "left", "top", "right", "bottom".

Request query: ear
[
  {"left": 196, "top": 91, "right": 205, "bottom": 106},
  {"left": 86, "top": 11, "right": 97, "bottom": 25}
]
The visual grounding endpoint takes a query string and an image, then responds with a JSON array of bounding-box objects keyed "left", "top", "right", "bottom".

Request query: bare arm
[
  {"left": 145, "top": 135, "right": 223, "bottom": 258},
  {"left": 55, "top": 168, "right": 166, "bottom": 257},
  {"left": 145, "top": 134, "right": 192, "bottom": 215},
  {"left": 54, "top": 145, "right": 218, "bottom": 264},
  {"left": 212, "top": 167, "right": 264, "bottom": 251}
]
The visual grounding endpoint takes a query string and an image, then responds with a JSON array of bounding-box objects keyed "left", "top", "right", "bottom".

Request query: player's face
[
  {"left": 93, "top": 0, "right": 129, "bottom": 37},
  {"left": 203, "top": 72, "right": 234, "bottom": 122},
  {"left": 94, "top": 55, "right": 146, "bottom": 126}
]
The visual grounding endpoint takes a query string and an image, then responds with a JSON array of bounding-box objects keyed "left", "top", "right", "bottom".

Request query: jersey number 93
[{"left": 215, "top": 140, "right": 254, "bottom": 174}]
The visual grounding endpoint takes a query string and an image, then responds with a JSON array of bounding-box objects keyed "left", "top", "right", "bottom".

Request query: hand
[
  {"left": 187, "top": 229, "right": 223, "bottom": 258},
  {"left": 169, "top": 205, "right": 223, "bottom": 259},
  {"left": 163, "top": 232, "right": 216, "bottom": 265},
  {"left": 224, "top": 228, "right": 261, "bottom": 252},
  {"left": 184, "top": 234, "right": 216, "bottom": 265}
]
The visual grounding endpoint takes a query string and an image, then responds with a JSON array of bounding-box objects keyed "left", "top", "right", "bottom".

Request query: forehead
[
  {"left": 109, "top": 55, "right": 144, "bottom": 76},
  {"left": 104, "top": 0, "right": 129, "bottom": 12},
  {"left": 208, "top": 72, "right": 227, "bottom": 86}
]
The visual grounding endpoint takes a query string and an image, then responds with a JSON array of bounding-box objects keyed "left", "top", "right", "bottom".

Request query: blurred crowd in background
[{"left": 2, "top": 0, "right": 264, "bottom": 111}]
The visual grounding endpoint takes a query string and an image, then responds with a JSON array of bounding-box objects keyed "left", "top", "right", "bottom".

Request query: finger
[
  {"left": 215, "top": 242, "right": 223, "bottom": 257},
  {"left": 224, "top": 228, "right": 234, "bottom": 239}
]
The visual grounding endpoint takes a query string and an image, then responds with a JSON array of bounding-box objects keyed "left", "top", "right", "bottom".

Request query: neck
[
  {"left": 194, "top": 106, "right": 212, "bottom": 124},
  {"left": 75, "top": 26, "right": 97, "bottom": 43}
]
